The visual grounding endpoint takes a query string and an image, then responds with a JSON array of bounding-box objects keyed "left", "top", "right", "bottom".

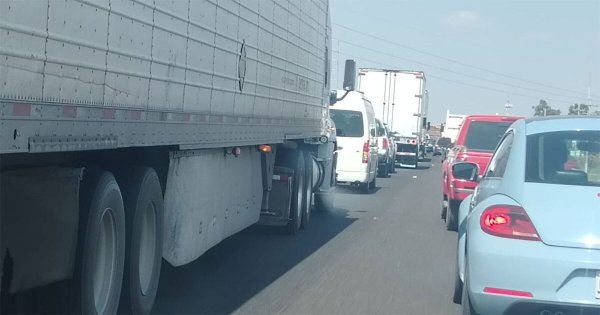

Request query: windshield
[
  {"left": 437, "top": 137, "right": 452, "bottom": 148},
  {"left": 330, "top": 109, "right": 364, "bottom": 137},
  {"left": 526, "top": 131, "right": 600, "bottom": 187},
  {"left": 464, "top": 121, "right": 512, "bottom": 152}
]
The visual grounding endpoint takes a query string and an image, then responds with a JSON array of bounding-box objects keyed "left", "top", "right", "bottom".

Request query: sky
[{"left": 329, "top": 0, "right": 600, "bottom": 123}]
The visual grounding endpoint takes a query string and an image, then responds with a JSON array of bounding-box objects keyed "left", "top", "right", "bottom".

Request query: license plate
[{"left": 596, "top": 271, "right": 600, "bottom": 299}]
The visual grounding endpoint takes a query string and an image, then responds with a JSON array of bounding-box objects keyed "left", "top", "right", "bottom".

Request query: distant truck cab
[{"left": 442, "top": 114, "right": 523, "bottom": 231}]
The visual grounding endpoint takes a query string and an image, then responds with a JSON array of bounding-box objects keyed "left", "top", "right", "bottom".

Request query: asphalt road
[{"left": 153, "top": 157, "right": 461, "bottom": 315}]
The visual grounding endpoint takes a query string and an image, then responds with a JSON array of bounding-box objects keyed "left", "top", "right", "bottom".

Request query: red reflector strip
[
  {"left": 102, "top": 109, "right": 116, "bottom": 119},
  {"left": 272, "top": 174, "right": 290, "bottom": 181},
  {"left": 483, "top": 287, "right": 533, "bottom": 298},
  {"left": 63, "top": 106, "right": 77, "bottom": 118},
  {"left": 131, "top": 111, "right": 141, "bottom": 120},
  {"left": 13, "top": 103, "right": 31, "bottom": 116}
]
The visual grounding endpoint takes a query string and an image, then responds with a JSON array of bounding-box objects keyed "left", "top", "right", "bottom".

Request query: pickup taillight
[{"left": 362, "top": 142, "right": 369, "bottom": 163}]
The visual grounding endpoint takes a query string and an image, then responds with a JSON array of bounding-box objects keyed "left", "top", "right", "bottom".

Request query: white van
[{"left": 330, "top": 90, "right": 378, "bottom": 193}]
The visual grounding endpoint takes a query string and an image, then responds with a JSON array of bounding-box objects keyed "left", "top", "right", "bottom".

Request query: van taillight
[
  {"left": 480, "top": 205, "right": 540, "bottom": 241},
  {"left": 382, "top": 138, "right": 389, "bottom": 150},
  {"left": 362, "top": 142, "right": 369, "bottom": 163}
]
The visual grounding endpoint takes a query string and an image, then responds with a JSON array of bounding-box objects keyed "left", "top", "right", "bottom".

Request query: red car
[{"left": 441, "top": 114, "right": 523, "bottom": 231}]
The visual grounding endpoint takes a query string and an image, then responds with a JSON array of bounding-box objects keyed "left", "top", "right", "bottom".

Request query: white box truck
[
  {"left": 357, "top": 69, "right": 428, "bottom": 168},
  {"left": 442, "top": 110, "right": 466, "bottom": 143},
  {"left": 0, "top": 1, "right": 340, "bottom": 313}
]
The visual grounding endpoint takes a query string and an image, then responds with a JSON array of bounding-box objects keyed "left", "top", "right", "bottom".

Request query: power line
[
  {"left": 333, "top": 38, "right": 598, "bottom": 103},
  {"left": 334, "top": 7, "right": 498, "bottom": 52},
  {"left": 333, "top": 49, "right": 576, "bottom": 106},
  {"left": 333, "top": 23, "right": 597, "bottom": 99}
]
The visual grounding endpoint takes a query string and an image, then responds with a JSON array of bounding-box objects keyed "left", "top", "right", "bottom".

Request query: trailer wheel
[
  {"left": 74, "top": 170, "right": 126, "bottom": 315},
  {"left": 301, "top": 150, "right": 313, "bottom": 229},
  {"left": 119, "top": 168, "right": 163, "bottom": 315},
  {"left": 286, "top": 150, "right": 305, "bottom": 234}
]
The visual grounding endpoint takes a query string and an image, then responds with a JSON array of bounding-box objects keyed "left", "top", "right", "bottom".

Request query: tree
[
  {"left": 568, "top": 103, "right": 590, "bottom": 115},
  {"left": 533, "top": 99, "right": 561, "bottom": 116}
]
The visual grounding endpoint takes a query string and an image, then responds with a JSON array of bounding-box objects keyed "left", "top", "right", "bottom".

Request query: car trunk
[{"left": 522, "top": 183, "right": 600, "bottom": 250}]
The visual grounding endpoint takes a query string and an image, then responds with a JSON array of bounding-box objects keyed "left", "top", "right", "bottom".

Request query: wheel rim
[
  {"left": 93, "top": 208, "right": 117, "bottom": 314},
  {"left": 139, "top": 202, "right": 157, "bottom": 296}
]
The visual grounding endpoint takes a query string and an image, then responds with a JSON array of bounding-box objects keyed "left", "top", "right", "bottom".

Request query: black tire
[
  {"left": 441, "top": 196, "right": 448, "bottom": 220},
  {"left": 286, "top": 151, "right": 305, "bottom": 235},
  {"left": 377, "top": 160, "right": 388, "bottom": 178},
  {"left": 118, "top": 168, "right": 164, "bottom": 315},
  {"left": 389, "top": 160, "right": 395, "bottom": 174},
  {"left": 453, "top": 262, "right": 463, "bottom": 304},
  {"left": 446, "top": 199, "right": 459, "bottom": 232},
  {"left": 360, "top": 181, "right": 370, "bottom": 194},
  {"left": 301, "top": 151, "right": 313, "bottom": 230},
  {"left": 74, "top": 170, "right": 126, "bottom": 315},
  {"left": 314, "top": 193, "right": 334, "bottom": 212}
]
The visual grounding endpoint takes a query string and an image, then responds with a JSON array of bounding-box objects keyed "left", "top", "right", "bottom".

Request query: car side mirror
[{"left": 452, "top": 162, "right": 480, "bottom": 182}]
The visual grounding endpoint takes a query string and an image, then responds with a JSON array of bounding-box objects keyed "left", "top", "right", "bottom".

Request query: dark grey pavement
[{"left": 153, "top": 157, "right": 461, "bottom": 315}]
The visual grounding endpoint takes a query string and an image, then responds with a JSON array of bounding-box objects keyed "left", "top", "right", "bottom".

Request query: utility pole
[
  {"left": 589, "top": 72, "right": 593, "bottom": 107},
  {"left": 504, "top": 100, "right": 512, "bottom": 115}
]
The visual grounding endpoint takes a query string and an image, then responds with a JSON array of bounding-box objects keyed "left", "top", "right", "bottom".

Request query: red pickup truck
[{"left": 441, "top": 114, "right": 523, "bottom": 231}]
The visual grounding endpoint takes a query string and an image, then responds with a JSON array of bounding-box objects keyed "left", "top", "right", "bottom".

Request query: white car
[
  {"left": 330, "top": 90, "right": 378, "bottom": 193},
  {"left": 454, "top": 116, "right": 600, "bottom": 315},
  {"left": 375, "top": 119, "right": 395, "bottom": 177}
]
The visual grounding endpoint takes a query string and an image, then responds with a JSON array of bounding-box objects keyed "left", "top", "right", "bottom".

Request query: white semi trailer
[
  {"left": 357, "top": 69, "right": 428, "bottom": 168},
  {"left": 0, "top": 0, "right": 339, "bottom": 313},
  {"left": 442, "top": 110, "right": 467, "bottom": 143}
]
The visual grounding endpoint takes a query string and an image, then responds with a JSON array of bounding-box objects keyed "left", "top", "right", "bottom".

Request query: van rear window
[
  {"left": 465, "top": 121, "right": 512, "bottom": 151},
  {"left": 330, "top": 110, "right": 364, "bottom": 137}
]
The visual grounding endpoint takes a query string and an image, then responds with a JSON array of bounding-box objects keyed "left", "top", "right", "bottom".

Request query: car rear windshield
[
  {"left": 464, "top": 121, "right": 512, "bottom": 151},
  {"left": 436, "top": 137, "right": 452, "bottom": 147},
  {"left": 526, "top": 131, "right": 600, "bottom": 187},
  {"left": 330, "top": 110, "right": 364, "bottom": 137}
]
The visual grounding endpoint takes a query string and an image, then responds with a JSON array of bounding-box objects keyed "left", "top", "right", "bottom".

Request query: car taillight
[
  {"left": 480, "top": 205, "right": 540, "bottom": 241},
  {"left": 362, "top": 142, "right": 369, "bottom": 163},
  {"left": 382, "top": 138, "right": 389, "bottom": 150}
]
